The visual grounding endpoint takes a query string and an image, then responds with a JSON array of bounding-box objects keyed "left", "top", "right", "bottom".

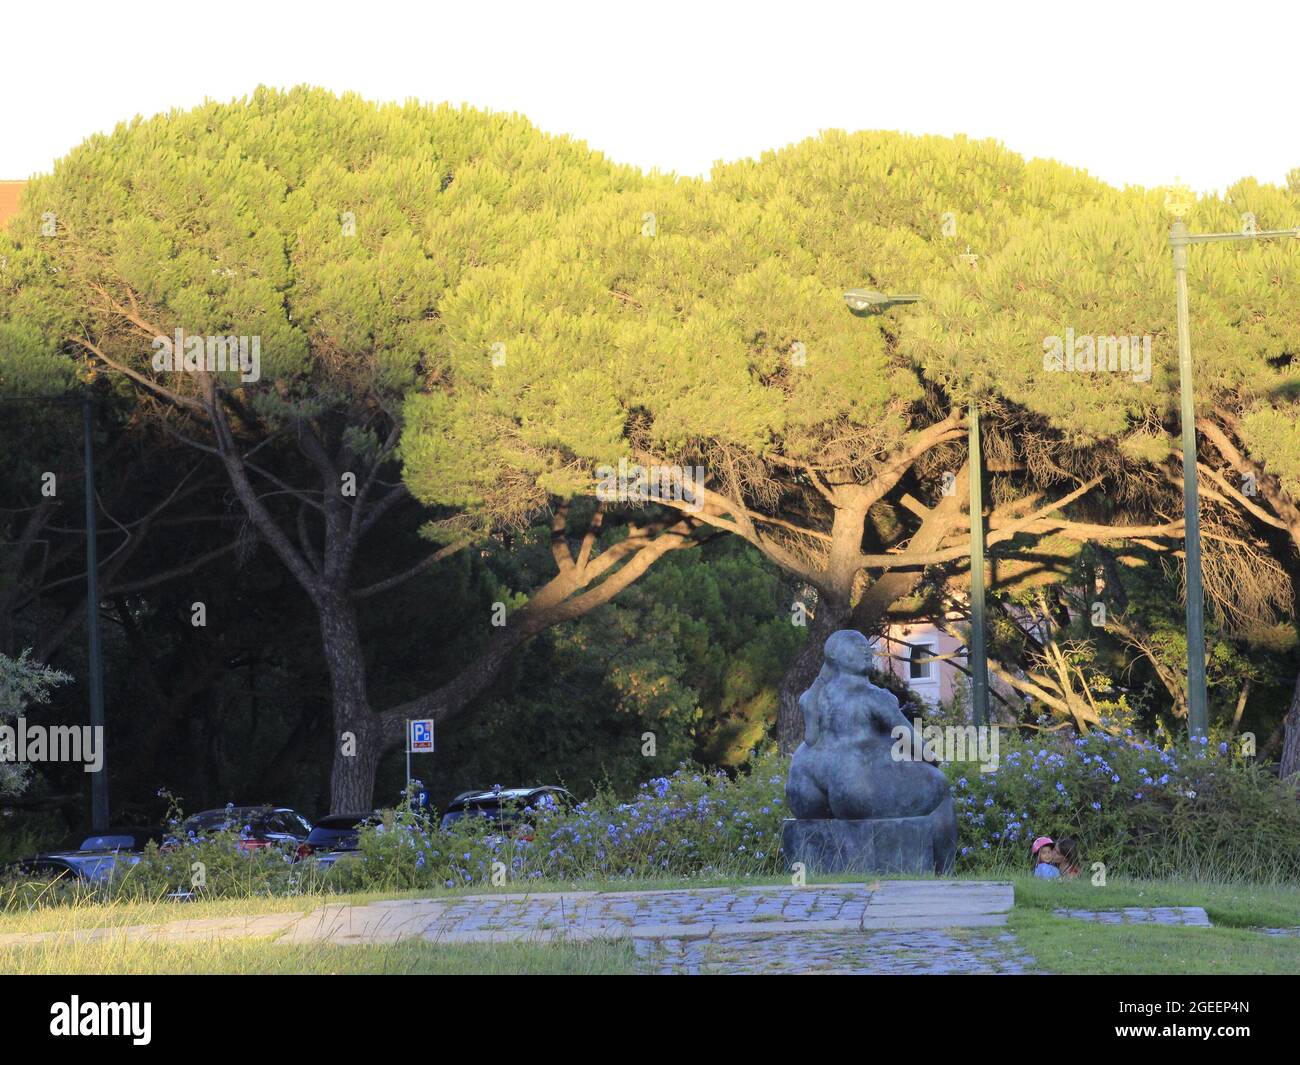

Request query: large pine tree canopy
[{"left": 2, "top": 87, "right": 1296, "bottom": 531}]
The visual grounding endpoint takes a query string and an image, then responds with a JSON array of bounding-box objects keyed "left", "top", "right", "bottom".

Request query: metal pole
[
  {"left": 82, "top": 393, "right": 109, "bottom": 831},
  {"left": 968, "top": 406, "right": 989, "bottom": 727},
  {"left": 405, "top": 721, "right": 411, "bottom": 796},
  {"left": 1170, "top": 220, "right": 1209, "bottom": 738}
]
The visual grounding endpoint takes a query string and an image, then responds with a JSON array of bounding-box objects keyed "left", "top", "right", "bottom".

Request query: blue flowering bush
[
  {"left": 8, "top": 734, "right": 1298, "bottom": 912},
  {"left": 946, "top": 729, "right": 1300, "bottom": 880},
  {"left": 336, "top": 729, "right": 1300, "bottom": 890},
  {"left": 116, "top": 794, "right": 327, "bottom": 900},
  {"left": 338, "top": 754, "right": 789, "bottom": 892}
]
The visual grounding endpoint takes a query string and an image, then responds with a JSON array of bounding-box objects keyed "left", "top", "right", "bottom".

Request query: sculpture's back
[{"left": 782, "top": 629, "right": 957, "bottom": 875}]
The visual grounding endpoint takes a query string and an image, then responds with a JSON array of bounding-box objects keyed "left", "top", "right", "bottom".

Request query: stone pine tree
[
  {"left": 905, "top": 173, "right": 1300, "bottom": 768},
  {"left": 416, "top": 130, "right": 1190, "bottom": 749},
  {"left": 0, "top": 88, "right": 698, "bottom": 812}
]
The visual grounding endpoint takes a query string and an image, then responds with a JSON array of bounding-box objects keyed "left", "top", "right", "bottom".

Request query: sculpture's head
[{"left": 824, "top": 629, "right": 873, "bottom": 675}]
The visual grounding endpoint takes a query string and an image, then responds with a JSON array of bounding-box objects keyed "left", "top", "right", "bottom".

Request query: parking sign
[{"left": 409, "top": 719, "right": 435, "bottom": 752}]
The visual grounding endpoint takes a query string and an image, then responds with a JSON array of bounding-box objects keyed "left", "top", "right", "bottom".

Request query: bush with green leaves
[
  {"left": 334, "top": 756, "right": 790, "bottom": 892},
  {"left": 95, "top": 794, "right": 330, "bottom": 903},
  {"left": 7, "top": 733, "right": 1299, "bottom": 912},
  {"left": 947, "top": 728, "right": 1300, "bottom": 881}
]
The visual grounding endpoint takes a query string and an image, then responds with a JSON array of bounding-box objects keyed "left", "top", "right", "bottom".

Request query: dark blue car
[{"left": 1, "top": 826, "right": 165, "bottom": 883}]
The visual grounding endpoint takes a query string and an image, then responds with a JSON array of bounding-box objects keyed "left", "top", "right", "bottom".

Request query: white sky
[{"left": 2, "top": 0, "right": 1295, "bottom": 196}]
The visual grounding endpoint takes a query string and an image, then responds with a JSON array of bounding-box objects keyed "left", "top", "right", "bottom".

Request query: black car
[
  {"left": 167, "top": 806, "right": 313, "bottom": 852},
  {"left": 440, "top": 786, "right": 574, "bottom": 833},
  {"left": 295, "top": 812, "right": 379, "bottom": 865}
]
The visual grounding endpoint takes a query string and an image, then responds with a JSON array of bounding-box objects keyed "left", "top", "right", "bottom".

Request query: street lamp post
[
  {"left": 82, "top": 392, "right": 109, "bottom": 831},
  {"left": 967, "top": 406, "right": 989, "bottom": 727},
  {"left": 843, "top": 288, "right": 989, "bottom": 726},
  {"left": 1164, "top": 183, "right": 1300, "bottom": 738}
]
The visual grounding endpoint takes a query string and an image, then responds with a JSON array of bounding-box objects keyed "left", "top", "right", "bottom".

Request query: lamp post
[
  {"left": 966, "top": 406, "right": 988, "bottom": 727},
  {"left": 82, "top": 392, "right": 109, "bottom": 831},
  {"left": 1164, "top": 182, "right": 1300, "bottom": 739},
  {"left": 842, "top": 288, "right": 989, "bottom": 726}
]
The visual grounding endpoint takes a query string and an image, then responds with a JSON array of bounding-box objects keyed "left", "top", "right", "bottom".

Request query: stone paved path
[
  {"left": 282, "top": 879, "right": 1014, "bottom": 946},
  {"left": 2, "top": 880, "right": 1037, "bottom": 973},
  {"left": 636, "top": 928, "right": 1036, "bottom": 974},
  {"left": 1053, "top": 906, "right": 1211, "bottom": 927}
]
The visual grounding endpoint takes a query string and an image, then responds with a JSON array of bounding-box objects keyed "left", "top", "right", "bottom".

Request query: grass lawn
[
  {"left": 7, "top": 870, "right": 1298, "bottom": 975},
  {"left": 1010, "top": 873, "right": 1300, "bottom": 974},
  {"left": 1013, "top": 873, "right": 1300, "bottom": 928},
  {"left": 1011, "top": 910, "right": 1300, "bottom": 975},
  {"left": 0, "top": 935, "right": 638, "bottom": 975}
]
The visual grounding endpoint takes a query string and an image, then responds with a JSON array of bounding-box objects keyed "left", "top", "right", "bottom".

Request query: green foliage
[
  {"left": 949, "top": 729, "right": 1300, "bottom": 881},
  {"left": 339, "top": 754, "right": 789, "bottom": 892},
  {"left": 1, "top": 86, "right": 634, "bottom": 409},
  {"left": 435, "top": 537, "right": 804, "bottom": 800},
  {"left": 9, "top": 727, "right": 1300, "bottom": 906},
  {"left": 0, "top": 650, "right": 71, "bottom": 797}
]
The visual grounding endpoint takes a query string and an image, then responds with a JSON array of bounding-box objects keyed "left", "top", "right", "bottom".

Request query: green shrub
[
  {"left": 946, "top": 730, "right": 1300, "bottom": 881},
  {"left": 6, "top": 734, "right": 1299, "bottom": 912},
  {"left": 335, "top": 755, "right": 790, "bottom": 892}
]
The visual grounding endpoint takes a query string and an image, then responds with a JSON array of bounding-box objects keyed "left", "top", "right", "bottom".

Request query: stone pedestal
[{"left": 782, "top": 798, "right": 956, "bottom": 876}]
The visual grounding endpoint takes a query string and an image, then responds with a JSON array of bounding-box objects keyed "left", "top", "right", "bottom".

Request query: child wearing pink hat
[{"left": 1030, "top": 836, "right": 1061, "bottom": 879}]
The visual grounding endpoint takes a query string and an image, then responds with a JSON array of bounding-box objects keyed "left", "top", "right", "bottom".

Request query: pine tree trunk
[
  {"left": 776, "top": 597, "right": 848, "bottom": 752},
  {"left": 317, "top": 591, "right": 379, "bottom": 813},
  {"left": 1280, "top": 670, "right": 1300, "bottom": 783}
]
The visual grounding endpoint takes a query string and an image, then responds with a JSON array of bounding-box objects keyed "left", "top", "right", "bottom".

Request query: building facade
[{"left": 0, "top": 180, "right": 25, "bottom": 228}]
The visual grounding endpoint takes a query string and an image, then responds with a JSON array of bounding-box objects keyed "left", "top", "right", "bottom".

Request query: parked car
[
  {"left": 166, "top": 806, "right": 313, "bottom": 852},
  {"left": 294, "top": 812, "right": 379, "bottom": 868},
  {"left": 75, "top": 826, "right": 167, "bottom": 853},
  {"left": 0, "top": 826, "right": 166, "bottom": 884},
  {"left": 440, "top": 786, "right": 574, "bottom": 835}
]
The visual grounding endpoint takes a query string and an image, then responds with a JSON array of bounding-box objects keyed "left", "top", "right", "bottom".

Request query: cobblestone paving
[
  {"left": 423, "top": 886, "right": 871, "bottom": 935},
  {"left": 1257, "top": 927, "right": 1300, "bottom": 937},
  {"left": 1052, "top": 906, "right": 1211, "bottom": 927},
  {"left": 635, "top": 929, "right": 1037, "bottom": 974}
]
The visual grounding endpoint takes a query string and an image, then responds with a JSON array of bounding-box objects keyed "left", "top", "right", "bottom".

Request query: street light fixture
[
  {"left": 1165, "top": 180, "right": 1300, "bottom": 739},
  {"left": 843, "top": 288, "right": 923, "bottom": 313},
  {"left": 842, "top": 287, "right": 989, "bottom": 727}
]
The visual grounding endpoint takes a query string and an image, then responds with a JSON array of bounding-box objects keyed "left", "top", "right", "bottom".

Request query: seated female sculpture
[{"left": 787, "top": 629, "right": 951, "bottom": 820}]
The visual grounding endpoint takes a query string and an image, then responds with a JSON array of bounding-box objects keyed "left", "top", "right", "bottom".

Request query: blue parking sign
[{"left": 410, "top": 719, "right": 435, "bottom": 752}]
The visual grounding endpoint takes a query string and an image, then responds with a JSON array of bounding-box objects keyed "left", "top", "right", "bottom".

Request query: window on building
[{"left": 909, "top": 642, "right": 935, "bottom": 681}]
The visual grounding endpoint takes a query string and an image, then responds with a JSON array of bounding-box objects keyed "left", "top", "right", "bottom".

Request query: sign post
[{"left": 406, "top": 718, "right": 435, "bottom": 800}]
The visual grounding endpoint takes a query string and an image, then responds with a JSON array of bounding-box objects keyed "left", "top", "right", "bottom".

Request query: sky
[{"left": 2, "top": 0, "right": 1296, "bottom": 197}]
